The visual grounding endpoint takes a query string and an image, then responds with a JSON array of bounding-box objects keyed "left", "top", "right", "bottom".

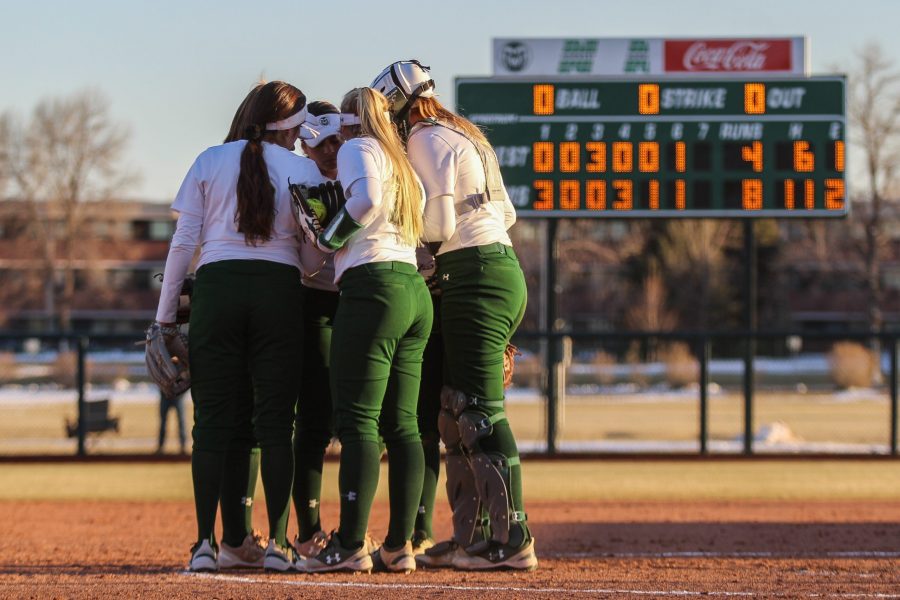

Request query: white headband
[
  {"left": 265, "top": 106, "right": 308, "bottom": 131},
  {"left": 339, "top": 111, "right": 391, "bottom": 126},
  {"left": 300, "top": 112, "right": 342, "bottom": 147}
]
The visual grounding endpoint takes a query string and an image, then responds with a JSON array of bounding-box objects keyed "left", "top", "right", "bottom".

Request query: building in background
[{"left": 0, "top": 200, "right": 174, "bottom": 333}]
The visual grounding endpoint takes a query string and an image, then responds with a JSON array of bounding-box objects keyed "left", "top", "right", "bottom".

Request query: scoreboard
[{"left": 455, "top": 77, "right": 846, "bottom": 218}]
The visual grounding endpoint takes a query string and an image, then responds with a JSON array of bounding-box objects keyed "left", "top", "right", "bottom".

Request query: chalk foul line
[{"left": 183, "top": 572, "right": 900, "bottom": 598}]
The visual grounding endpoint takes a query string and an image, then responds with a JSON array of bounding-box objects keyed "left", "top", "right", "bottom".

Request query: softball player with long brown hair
[{"left": 155, "top": 81, "right": 317, "bottom": 573}]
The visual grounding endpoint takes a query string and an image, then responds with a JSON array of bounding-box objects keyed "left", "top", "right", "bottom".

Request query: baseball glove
[
  {"left": 144, "top": 322, "right": 191, "bottom": 399},
  {"left": 502, "top": 343, "right": 521, "bottom": 389},
  {"left": 290, "top": 180, "right": 347, "bottom": 245}
]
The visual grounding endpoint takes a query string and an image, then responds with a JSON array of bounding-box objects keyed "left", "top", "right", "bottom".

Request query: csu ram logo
[{"left": 501, "top": 41, "right": 530, "bottom": 72}]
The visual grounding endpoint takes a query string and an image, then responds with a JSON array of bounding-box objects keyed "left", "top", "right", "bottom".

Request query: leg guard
[
  {"left": 445, "top": 450, "right": 487, "bottom": 547},
  {"left": 469, "top": 451, "right": 515, "bottom": 545}
]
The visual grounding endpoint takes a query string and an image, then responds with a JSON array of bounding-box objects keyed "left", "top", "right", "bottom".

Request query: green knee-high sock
[
  {"left": 415, "top": 433, "right": 440, "bottom": 538},
  {"left": 292, "top": 439, "right": 325, "bottom": 541},
  {"left": 337, "top": 439, "right": 381, "bottom": 548},
  {"left": 192, "top": 449, "right": 226, "bottom": 544},
  {"left": 259, "top": 444, "right": 294, "bottom": 547},
  {"left": 245, "top": 447, "right": 260, "bottom": 533},
  {"left": 480, "top": 421, "right": 530, "bottom": 547},
  {"left": 385, "top": 440, "right": 425, "bottom": 548},
  {"left": 220, "top": 443, "right": 257, "bottom": 547}
]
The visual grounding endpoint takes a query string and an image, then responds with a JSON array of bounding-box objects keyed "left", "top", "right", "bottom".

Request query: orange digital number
[
  {"left": 533, "top": 142, "right": 554, "bottom": 173},
  {"left": 612, "top": 142, "right": 633, "bottom": 173},
  {"left": 586, "top": 142, "right": 607, "bottom": 173},
  {"left": 804, "top": 179, "right": 815, "bottom": 209},
  {"left": 834, "top": 140, "right": 845, "bottom": 172},
  {"left": 560, "top": 180, "right": 579, "bottom": 209},
  {"left": 675, "top": 179, "right": 686, "bottom": 209},
  {"left": 675, "top": 141, "right": 686, "bottom": 173},
  {"left": 793, "top": 141, "right": 815, "bottom": 172},
  {"left": 586, "top": 180, "right": 606, "bottom": 210},
  {"left": 784, "top": 179, "right": 795, "bottom": 209},
  {"left": 742, "top": 179, "right": 763, "bottom": 210},
  {"left": 612, "top": 180, "right": 633, "bottom": 210},
  {"left": 639, "top": 83, "right": 660, "bottom": 115},
  {"left": 533, "top": 84, "right": 555, "bottom": 116},
  {"left": 534, "top": 180, "right": 554, "bottom": 210},
  {"left": 741, "top": 140, "right": 763, "bottom": 172},
  {"left": 560, "top": 142, "right": 580, "bottom": 173},
  {"left": 638, "top": 142, "right": 660, "bottom": 172},
  {"left": 648, "top": 180, "right": 660, "bottom": 209},
  {"left": 825, "top": 178, "right": 845, "bottom": 209},
  {"left": 744, "top": 83, "right": 766, "bottom": 115}
]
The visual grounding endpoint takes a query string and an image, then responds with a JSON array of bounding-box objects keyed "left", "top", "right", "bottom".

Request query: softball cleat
[
  {"left": 371, "top": 541, "right": 416, "bottom": 574},
  {"left": 263, "top": 539, "right": 300, "bottom": 572},
  {"left": 188, "top": 539, "right": 218, "bottom": 573},
  {"left": 218, "top": 531, "right": 265, "bottom": 569},
  {"left": 415, "top": 539, "right": 466, "bottom": 569},
  {"left": 452, "top": 537, "right": 538, "bottom": 571},
  {"left": 296, "top": 532, "right": 373, "bottom": 574}
]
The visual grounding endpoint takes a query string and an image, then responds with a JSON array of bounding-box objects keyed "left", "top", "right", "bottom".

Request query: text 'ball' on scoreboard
[{"left": 455, "top": 77, "right": 846, "bottom": 218}]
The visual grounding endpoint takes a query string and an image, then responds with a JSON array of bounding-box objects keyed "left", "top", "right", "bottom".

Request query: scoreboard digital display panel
[{"left": 455, "top": 77, "right": 846, "bottom": 218}]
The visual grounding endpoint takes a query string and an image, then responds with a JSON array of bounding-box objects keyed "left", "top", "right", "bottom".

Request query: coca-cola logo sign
[{"left": 665, "top": 39, "right": 793, "bottom": 72}]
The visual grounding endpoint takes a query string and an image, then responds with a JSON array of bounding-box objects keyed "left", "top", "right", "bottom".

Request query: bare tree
[
  {"left": 0, "top": 89, "right": 135, "bottom": 331},
  {"left": 846, "top": 43, "right": 900, "bottom": 339},
  {"left": 657, "top": 220, "right": 741, "bottom": 330}
]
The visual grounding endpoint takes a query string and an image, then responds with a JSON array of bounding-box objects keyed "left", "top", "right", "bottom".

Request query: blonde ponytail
[{"left": 342, "top": 88, "right": 423, "bottom": 247}]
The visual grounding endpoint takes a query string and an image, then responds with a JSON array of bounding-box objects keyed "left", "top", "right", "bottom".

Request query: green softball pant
[
  {"left": 415, "top": 294, "right": 443, "bottom": 539},
  {"left": 188, "top": 259, "right": 303, "bottom": 545},
  {"left": 331, "top": 261, "right": 432, "bottom": 548},
  {"left": 436, "top": 243, "right": 530, "bottom": 544},
  {"left": 294, "top": 286, "right": 339, "bottom": 540}
]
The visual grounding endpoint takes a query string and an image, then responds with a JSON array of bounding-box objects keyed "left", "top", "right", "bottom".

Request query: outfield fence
[{"left": 0, "top": 331, "right": 897, "bottom": 457}]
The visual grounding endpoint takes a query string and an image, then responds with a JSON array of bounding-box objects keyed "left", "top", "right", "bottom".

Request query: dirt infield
[{"left": 2, "top": 499, "right": 898, "bottom": 599}]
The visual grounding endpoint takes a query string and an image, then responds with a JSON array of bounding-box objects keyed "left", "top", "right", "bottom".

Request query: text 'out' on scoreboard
[{"left": 455, "top": 77, "right": 846, "bottom": 218}]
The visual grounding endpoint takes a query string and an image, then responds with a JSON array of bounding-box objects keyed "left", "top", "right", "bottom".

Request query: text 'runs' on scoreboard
[{"left": 455, "top": 77, "right": 846, "bottom": 218}]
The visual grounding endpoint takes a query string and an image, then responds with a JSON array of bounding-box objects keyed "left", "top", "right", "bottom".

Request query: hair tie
[{"left": 244, "top": 124, "right": 262, "bottom": 141}]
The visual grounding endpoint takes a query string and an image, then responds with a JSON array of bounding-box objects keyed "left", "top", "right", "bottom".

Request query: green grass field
[{"left": 2, "top": 460, "right": 898, "bottom": 502}]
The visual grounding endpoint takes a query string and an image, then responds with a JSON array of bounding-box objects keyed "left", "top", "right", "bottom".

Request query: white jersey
[
  {"left": 407, "top": 121, "right": 514, "bottom": 255},
  {"left": 296, "top": 162, "right": 339, "bottom": 293},
  {"left": 332, "top": 136, "right": 420, "bottom": 283},
  {"left": 155, "top": 141, "right": 317, "bottom": 323}
]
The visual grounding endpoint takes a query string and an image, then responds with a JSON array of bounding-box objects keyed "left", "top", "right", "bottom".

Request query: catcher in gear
[
  {"left": 154, "top": 81, "right": 317, "bottom": 573},
  {"left": 372, "top": 60, "right": 535, "bottom": 571}
]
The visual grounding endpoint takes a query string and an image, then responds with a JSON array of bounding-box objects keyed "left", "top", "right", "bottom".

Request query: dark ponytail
[{"left": 235, "top": 81, "right": 306, "bottom": 246}]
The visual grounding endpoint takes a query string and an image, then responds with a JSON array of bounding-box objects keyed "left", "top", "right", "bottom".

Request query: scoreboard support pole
[
  {"left": 742, "top": 221, "right": 757, "bottom": 455},
  {"left": 545, "top": 219, "right": 560, "bottom": 455}
]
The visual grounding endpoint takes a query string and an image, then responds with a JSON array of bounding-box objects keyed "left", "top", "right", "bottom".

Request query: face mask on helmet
[{"left": 370, "top": 60, "right": 436, "bottom": 118}]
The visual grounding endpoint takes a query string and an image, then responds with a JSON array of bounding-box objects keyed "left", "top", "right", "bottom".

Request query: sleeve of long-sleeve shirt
[
  {"left": 337, "top": 142, "right": 383, "bottom": 225},
  {"left": 408, "top": 132, "right": 457, "bottom": 242},
  {"left": 155, "top": 162, "right": 204, "bottom": 323}
]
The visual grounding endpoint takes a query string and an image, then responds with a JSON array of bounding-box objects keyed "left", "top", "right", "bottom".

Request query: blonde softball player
[{"left": 294, "top": 87, "right": 431, "bottom": 574}]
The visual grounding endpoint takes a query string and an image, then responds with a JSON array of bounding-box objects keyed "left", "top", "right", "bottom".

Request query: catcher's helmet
[{"left": 370, "top": 60, "right": 435, "bottom": 118}]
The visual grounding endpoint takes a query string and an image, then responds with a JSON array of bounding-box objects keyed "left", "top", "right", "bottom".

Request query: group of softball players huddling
[{"left": 154, "top": 60, "right": 536, "bottom": 575}]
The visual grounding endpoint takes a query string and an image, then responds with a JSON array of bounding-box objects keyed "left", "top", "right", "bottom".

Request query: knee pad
[
  {"left": 437, "top": 409, "right": 461, "bottom": 447},
  {"left": 440, "top": 385, "right": 471, "bottom": 417},
  {"left": 458, "top": 411, "right": 507, "bottom": 452}
]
